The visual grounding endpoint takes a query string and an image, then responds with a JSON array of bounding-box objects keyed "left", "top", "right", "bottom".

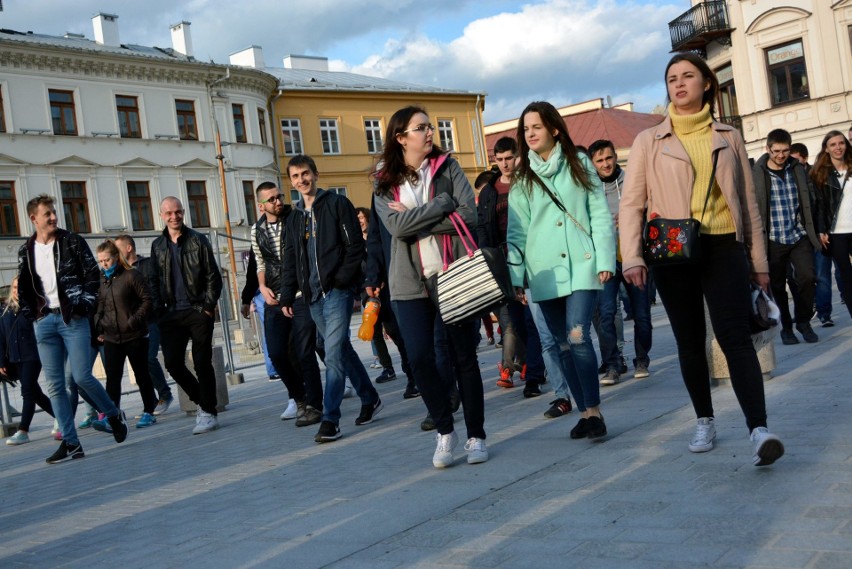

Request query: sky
[{"left": 0, "top": 0, "right": 688, "bottom": 123}]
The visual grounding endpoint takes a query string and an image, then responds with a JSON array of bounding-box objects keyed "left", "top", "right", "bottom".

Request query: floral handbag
[{"left": 643, "top": 151, "right": 718, "bottom": 267}]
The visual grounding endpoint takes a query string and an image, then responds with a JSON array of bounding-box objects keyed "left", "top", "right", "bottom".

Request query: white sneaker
[
  {"left": 6, "top": 430, "right": 29, "bottom": 445},
  {"left": 342, "top": 380, "right": 354, "bottom": 399},
  {"left": 432, "top": 431, "right": 458, "bottom": 468},
  {"left": 750, "top": 427, "right": 784, "bottom": 466},
  {"left": 464, "top": 437, "right": 488, "bottom": 464},
  {"left": 192, "top": 410, "right": 219, "bottom": 435},
  {"left": 688, "top": 417, "right": 716, "bottom": 453},
  {"left": 280, "top": 399, "right": 298, "bottom": 420}
]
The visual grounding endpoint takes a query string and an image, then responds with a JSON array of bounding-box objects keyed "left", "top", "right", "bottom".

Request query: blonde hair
[
  {"left": 96, "top": 239, "right": 133, "bottom": 270},
  {"left": 3, "top": 275, "right": 20, "bottom": 315}
]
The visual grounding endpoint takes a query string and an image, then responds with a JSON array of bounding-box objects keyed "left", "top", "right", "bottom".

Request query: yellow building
[{"left": 229, "top": 49, "right": 488, "bottom": 207}]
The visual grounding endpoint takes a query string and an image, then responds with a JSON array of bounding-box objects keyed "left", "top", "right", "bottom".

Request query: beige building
[
  {"left": 669, "top": 0, "right": 852, "bottom": 158},
  {"left": 229, "top": 49, "right": 488, "bottom": 208}
]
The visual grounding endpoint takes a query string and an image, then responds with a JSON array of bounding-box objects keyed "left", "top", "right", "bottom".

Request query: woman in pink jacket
[{"left": 619, "top": 53, "right": 784, "bottom": 467}]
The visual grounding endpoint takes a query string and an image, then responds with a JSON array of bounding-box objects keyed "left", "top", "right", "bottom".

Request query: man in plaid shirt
[{"left": 753, "top": 128, "right": 821, "bottom": 345}]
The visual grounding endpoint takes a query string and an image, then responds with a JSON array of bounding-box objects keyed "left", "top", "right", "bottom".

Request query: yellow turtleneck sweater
[{"left": 669, "top": 103, "right": 735, "bottom": 235}]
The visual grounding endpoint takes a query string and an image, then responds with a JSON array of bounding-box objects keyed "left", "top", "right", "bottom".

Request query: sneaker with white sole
[
  {"left": 280, "top": 399, "right": 298, "bottom": 420},
  {"left": 342, "top": 381, "right": 354, "bottom": 399},
  {"left": 750, "top": 427, "right": 784, "bottom": 466},
  {"left": 192, "top": 410, "right": 219, "bottom": 435},
  {"left": 600, "top": 368, "right": 620, "bottom": 386},
  {"left": 689, "top": 417, "right": 716, "bottom": 453},
  {"left": 45, "top": 440, "right": 84, "bottom": 464},
  {"left": 464, "top": 437, "right": 488, "bottom": 464},
  {"left": 6, "top": 430, "right": 29, "bottom": 445},
  {"left": 153, "top": 395, "right": 174, "bottom": 416},
  {"left": 432, "top": 431, "right": 459, "bottom": 468},
  {"left": 633, "top": 363, "right": 650, "bottom": 379}
]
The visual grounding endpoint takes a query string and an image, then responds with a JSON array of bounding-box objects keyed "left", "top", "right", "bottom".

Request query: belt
[{"left": 42, "top": 307, "right": 61, "bottom": 316}]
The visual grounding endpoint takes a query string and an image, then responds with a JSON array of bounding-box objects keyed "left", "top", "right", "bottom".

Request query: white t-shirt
[
  {"left": 833, "top": 171, "right": 852, "bottom": 233},
  {"left": 34, "top": 240, "right": 61, "bottom": 308},
  {"left": 399, "top": 160, "right": 443, "bottom": 278}
]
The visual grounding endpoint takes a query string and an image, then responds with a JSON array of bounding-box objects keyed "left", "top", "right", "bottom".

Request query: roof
[
  {"left": 485, "top": 107, "right": 664, "bottom": 160},
  {"left": 265, "top": 67, "right": 485, "bottom": 96}
]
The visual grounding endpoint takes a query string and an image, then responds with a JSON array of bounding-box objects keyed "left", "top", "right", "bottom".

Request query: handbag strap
[
  {"left": 538, "top": 184, "right": 593, "bottom": 239},
  {"left": 447, "top": 212, "right": 476, "bottom": 256},
  {"left": 697, "top": 150, "right": 720, "bottom": 224}
]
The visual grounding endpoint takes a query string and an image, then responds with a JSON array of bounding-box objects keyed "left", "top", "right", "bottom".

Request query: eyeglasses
[
  {"left": 402, "top": 123, "right": 435, "bottom": 134},
  {"left": 259, "top": 194, "right": 284, "bottom": 204}
]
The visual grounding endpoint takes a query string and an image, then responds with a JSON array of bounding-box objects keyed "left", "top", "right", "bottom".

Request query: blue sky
[{"left": 0, "top": 0, "right": 689, "bottom": 122}]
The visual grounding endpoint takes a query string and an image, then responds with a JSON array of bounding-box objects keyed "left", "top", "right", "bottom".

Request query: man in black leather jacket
[{"left": 150, "top": 196, "right": 223, "bottom": 435}]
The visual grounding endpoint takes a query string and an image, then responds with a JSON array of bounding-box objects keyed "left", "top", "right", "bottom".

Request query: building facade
[
  {"left": 669, "top": 0, "right": 852, "bottom": 158},
  {"left": 229, "top": 49, "right": 488, "bottom": 208},
  {"left": 0, "top": 14, "right": 279, "bottom": 284}
]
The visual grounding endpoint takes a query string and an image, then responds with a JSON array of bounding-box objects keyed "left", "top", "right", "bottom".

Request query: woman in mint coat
[{"left": 507, "top": 101, "right": 616, "bottom": 440}]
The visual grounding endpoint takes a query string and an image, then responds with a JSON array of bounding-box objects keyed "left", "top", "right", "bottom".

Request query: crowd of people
[{"left": 5, "top": 53, "right": 852, "bottom": 470}]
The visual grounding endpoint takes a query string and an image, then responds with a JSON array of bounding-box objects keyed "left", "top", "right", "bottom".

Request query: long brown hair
[
  {"left": 515, "top": 101, "right": 594, "bottom": 194},
  {"left": 664, "top": 52, "right": 719, "bottom": 117},
  {"left": 373, "top": 106, "right": 444, "bottom": 197},
  {"left": 811, "top": 130, "right": 852, "bottom": 188}
]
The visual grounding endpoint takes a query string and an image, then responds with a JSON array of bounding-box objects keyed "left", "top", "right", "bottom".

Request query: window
[
  {"left": 257, "top": 108, "right": 268, "bottom": 146},
  {"left": 175, "top": 99, "right": 198, "bottom": 140},
  {"left": 116, "top": 95, "right": 141, "bottom": 138},
  {"left": 243, "top": 180, "right": 257, "bottom": 225},
  {"left": 437, "top": 120, "right": 455, "bottom": 152},
  {"left": 364, "top": 119, "right": 383, "bottom": 154},
  {"left": 766, "top": 40, "right": 809, "bottom": 106},
  {"left": 185, "top": 181, "right": 210, "bottom": 227},
  {"left": 60, "top": 181, "right": 90, "bottom": 233},
  {"left": 49, "top": 89, "right": 77, "bottom": 136},
  {"left": 0, "top": 181, "right": 19, "bottom": 236},
  {"left": 327, "top": 186, "right": 347, "bottom": 198},
  {"left": 319, "top": 118, "right": 341, "bottom": 154},
  {"left": 0, "top": 86, "right": 6, "bottom": 133},
  {"left": 289, "top": 189, "right": 300, "bottom": 203},
  {"left": 126, "top": 181, "right": 154, "bottom": 230},
  {"left": 232, "top": 104, "right": 247, "bottom": 143},
  {"left": 280, "top": 119, "right": 303, "bottom": 155}
]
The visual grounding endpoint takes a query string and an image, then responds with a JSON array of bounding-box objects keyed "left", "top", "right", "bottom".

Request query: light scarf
[{"left": 398, "top": 159, "right": 443, "bottom": 278}]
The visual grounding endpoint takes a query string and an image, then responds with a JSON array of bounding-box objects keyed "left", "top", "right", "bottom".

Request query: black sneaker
[
  {"left": 375, "top": 368, "right": 397, "bottom": 383},
  {"left": 597, "top": 363, "right": 607, "bottom": 375},
  {"left": 355, "top": 397, "right": 383, "bottom": 425},
  {"left": 314, "top": 421, "right": 341, "bottom": 443},
  {"left": 819, "top": 315, "right": 835, "bottom": 328},
  {"left": 403, "top": 384, "right": 420, "bottom": 399},
  {"left": 46, "top": 440, "right": 85, "bottom": 464},
  {"left": 796, "top": 323, "right": 818, "bottom": 343},
  {"left": 295, "top": 405, "right": 322, "bottom": 427},
  {"left": 618, "top": 357, "right": 628, "bottom": 375},
  {"left": 544, "top": 398, "right": 572, "bottom": 419},
  {"left": 523, "top": 382, "right": 542, "bottom": 398},
  {"left": 587, "top": 415, "right": 607, "bottom": 439},
  {"left": 570, "top": 418, "right": 589, "bottom": 439},
  {"left": 780, "top": 328, "right": 799, "bottom": 345},
  {"left": 420, "top": 414, "right": 436, "bottom": 431},
  {"left": 108, "top": 411, "right": 128, "bottom": 443}
]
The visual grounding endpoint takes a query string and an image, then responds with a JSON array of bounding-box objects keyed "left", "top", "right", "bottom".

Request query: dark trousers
[
  {"left": 372, "top": 289, "right": 412, "bottom": 377},
  {"left": 17, "top": 359, "right": 52, "bottom": 431},
  {"left": 264, "top": 299, "right": 323, "bottom": 409},
  {"left": 394, "top": 298, "right": 485, "bottom": 440},
  {"left": 159, "top": 309, "right": 217, "bottom": 415},
  {"left": 103, "top": 337, "right": 158, "bottom": 415},
  {"left": 829, "top": 233, "right": 852, "bottom": 320},
  {"left": 652, "top": 234, "right": 768, "bottom": 432},
  {"left": 767, "top": 238, "right": 815, "bottom": 329},
  {"left": 517, "top": 303, "right": 546, "bottom": 383}
]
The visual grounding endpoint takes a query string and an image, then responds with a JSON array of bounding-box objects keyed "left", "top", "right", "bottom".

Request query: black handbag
[{"left": 643, "top": 151, "right": 718, "bottom": 267}]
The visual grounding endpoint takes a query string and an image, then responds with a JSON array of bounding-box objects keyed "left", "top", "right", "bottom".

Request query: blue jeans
[
  {"left": 308, "top": 288, "right": 378, "bottom": 425},
  {"left": 34, "top": 314, "right": 119, "bottom": 446},
  {"left": 254, "top": 291, "right": 277, "bottom": 377},
  {"left": 598, "top": 263, "right": 652, "bottom": 368},
  {"left": 147, "top": 323, "right": 171, "bottom": 400},
  {"left": 536, "top": 290, "right": 600, "bottom": 412},
  {"left": 527, "top": 294, "right": 571, "bottom": 401},
  {"left": 814, "top": 251, "right": 843, "bottom": 319}
]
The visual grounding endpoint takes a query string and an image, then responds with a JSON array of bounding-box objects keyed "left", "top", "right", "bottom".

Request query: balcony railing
[{"left": 669, "top": 1, "right": 733, "bottom": 52}]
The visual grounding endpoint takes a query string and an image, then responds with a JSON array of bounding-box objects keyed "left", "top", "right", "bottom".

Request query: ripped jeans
[{"left": 536, "top": 290, "right": 600, "bottom": 412}]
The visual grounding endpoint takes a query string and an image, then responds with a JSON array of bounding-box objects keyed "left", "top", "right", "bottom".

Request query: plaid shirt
[{"left": 767, "top": 163, "right": 806, "bottom": 245}]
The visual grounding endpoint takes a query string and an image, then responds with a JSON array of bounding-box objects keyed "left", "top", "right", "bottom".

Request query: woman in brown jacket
[{"left": 619, "top": 53, "right": 784, "bottom": 467}]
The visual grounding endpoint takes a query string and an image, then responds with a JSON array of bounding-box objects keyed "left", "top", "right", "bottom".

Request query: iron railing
[{"left": 669, "top": 1, "right": 732, "bottom": 52}]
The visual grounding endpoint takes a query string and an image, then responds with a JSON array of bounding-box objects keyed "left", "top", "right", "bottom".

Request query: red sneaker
[{"left": 496, "top": 363, "right": 514, "bottom": 388}]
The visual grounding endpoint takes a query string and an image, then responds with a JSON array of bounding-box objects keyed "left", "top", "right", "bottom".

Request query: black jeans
[
  {"left": 264, "top": 298, "right": 323, "bottom": 410},
  {"left": 372, "top": 288, "right": 412, "bottom": 377},
  {"left": 767, "top": 238, "right": 815, "bottom": 329},
  {"left": 394, "top": 298, "right": 485, "bottom": 440},
  {"left": 104, "top": 337, "right": 158, "bottom": 415},
  {"left": 652, "top": 234, "right": 768, "bottom": 431},
  {"left": 160, "top": 309, "right": 218, "bottom": 415},
  {"left": 17, "top": 359, "right": 52, "bottom": 431},
  {"left": 829, "top": 233, "right": 852, "bottom": 320}
]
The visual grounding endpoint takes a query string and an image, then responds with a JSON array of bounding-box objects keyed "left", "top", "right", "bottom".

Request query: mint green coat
[{"left": 507, "top": 154, "right": 616, "bottom": 303}]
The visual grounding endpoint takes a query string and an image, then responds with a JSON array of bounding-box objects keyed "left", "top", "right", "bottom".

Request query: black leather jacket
[
  {"left": 251, "top": 208, "right": 292, "bottom": 295},
  {"left": 814, "top": 168, "right": 852, "bottom": 235},
  {"left": 17, "top": 229, "right": 100, "bottom": 323},
  {"left": 150, "top": 225, "right": 223, "bottom": 315}
]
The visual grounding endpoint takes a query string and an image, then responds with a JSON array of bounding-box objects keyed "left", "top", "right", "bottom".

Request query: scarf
[{"left": 529, "top": 141, "right": 564, "bottom": 179}]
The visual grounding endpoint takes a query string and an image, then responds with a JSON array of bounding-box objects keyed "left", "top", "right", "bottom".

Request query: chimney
[
  {"left": 92, "top": 13, "right": 120, "bottom": 46},
  {"left": 230, "top": 46, "right": 265, "bottom": 69},
  {"left": 170, "top": 21, "right": 193, "bottom": 57},
  {"left": 283, "top": 55, "right": 329, "bottom": 72}
]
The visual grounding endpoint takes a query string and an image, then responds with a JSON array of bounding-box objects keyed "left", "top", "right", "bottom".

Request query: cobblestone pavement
[{"left": 1, "top": 303, "right": 851, "bottom": 569}]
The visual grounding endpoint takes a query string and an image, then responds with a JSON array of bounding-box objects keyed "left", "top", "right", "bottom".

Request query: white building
[
  {"left": 0, "top": 14, "right": 279, "bottom": 283},
  {"left": 669, "top": 0, "right": 852, "bottom": 159}
]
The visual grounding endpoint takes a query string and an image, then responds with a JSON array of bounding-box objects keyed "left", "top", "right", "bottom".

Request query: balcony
[
  {"left": 718, "top": 115, "right": 743, "bottom": 137},
  {"left": 669, "top": 1, "right": 734, "bottom": 53}
]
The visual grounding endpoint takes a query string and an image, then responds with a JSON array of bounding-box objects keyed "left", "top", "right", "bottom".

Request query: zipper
[{"left": 311, "top": 211, "right": 326, "bottom": 298}]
